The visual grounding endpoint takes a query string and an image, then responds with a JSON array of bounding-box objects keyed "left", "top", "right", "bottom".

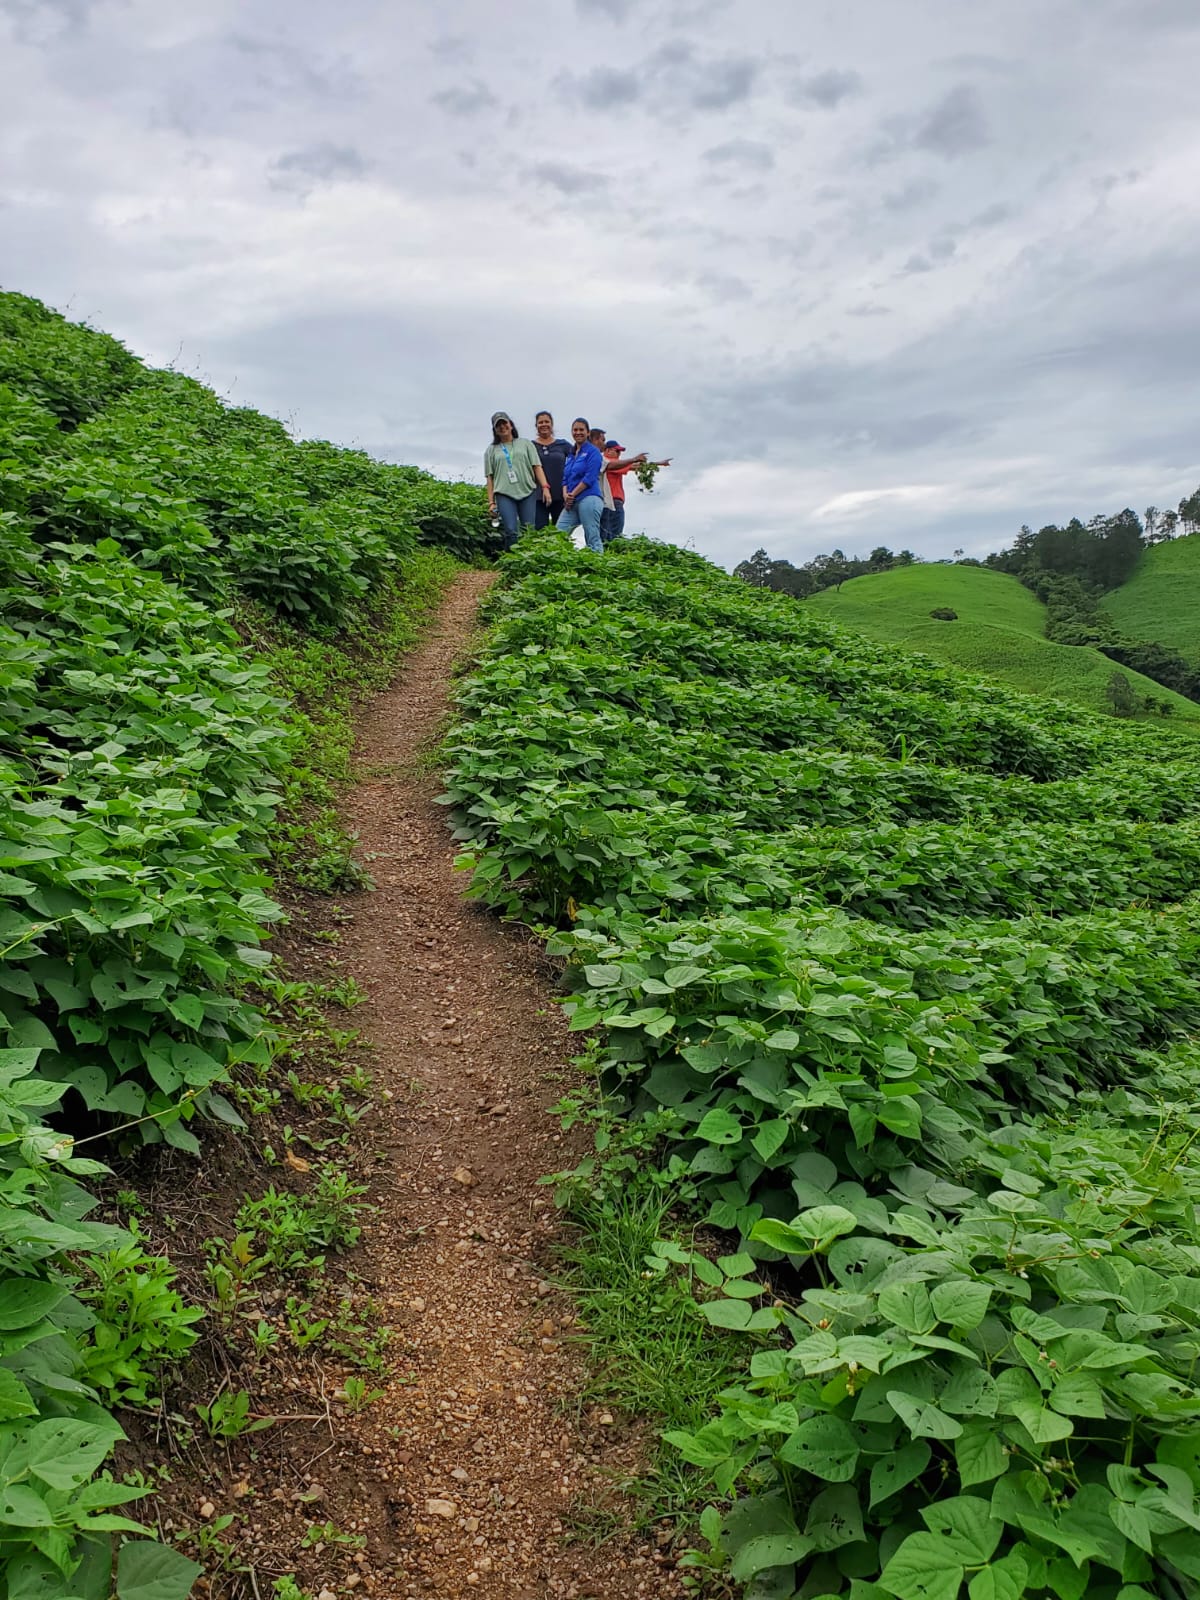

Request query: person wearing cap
[
  {"left": 599, "top": 437, "right": 637, "bottom": 544},
  {"left": 485, "top": 412, "right": 550, "bottom": 549},
  {"left": 588, "top": 429, "right": 647, "bottom": 546},
  {"left": 557, "top": 418, "right": 605, "bottom": 553},
  {"left": 601, "top": 444, "right": 678, "bottom": 544},
  {"left": 532, "top": 411, "right": 570, "bottom": 529}
]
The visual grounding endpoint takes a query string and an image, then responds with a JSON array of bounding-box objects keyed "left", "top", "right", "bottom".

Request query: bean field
[{"left": 446, "top": 533, "right": 1200, "bottom": 1600}]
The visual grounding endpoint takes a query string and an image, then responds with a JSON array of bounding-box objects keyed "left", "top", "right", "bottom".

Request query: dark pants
[
  {"left": 600, "top": 502, "right": 625, "bottom": 545},
  {"left": 495, "top": 491, "right": 538, "bottom": 549},
  {"left": 535, "top": 495, "right": 564, "bottom": 530}
]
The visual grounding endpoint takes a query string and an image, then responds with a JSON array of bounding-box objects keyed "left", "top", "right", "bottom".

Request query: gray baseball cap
[{"left": 490, "top": 411, "right": 513, "bottom": 427}]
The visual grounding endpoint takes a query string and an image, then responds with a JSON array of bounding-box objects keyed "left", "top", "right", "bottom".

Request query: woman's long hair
[{"left": 492, "top": 419, "right": 521, "bottom": 444}]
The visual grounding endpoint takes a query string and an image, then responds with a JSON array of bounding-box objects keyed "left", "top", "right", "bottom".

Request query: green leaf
[
  {"left": 930, "top": 1280, "right": 992, "bottom": 1331},
  {"left": 764, "top": 1029, "right": 800, "bottom": 1051},
  {"left": 877, "top": 1097, "right": 923, "bottom": 1139},
  {"left": 730, "top": 1532, "right": 814, "bottom": 1582},
  {"left": 791, "top": 1205, "right": 859, "bottom": 1251},
  {"left": 4, "top": 1550, "right": 86, "bottom": 1599},
  {"left": 663, "top": 964, "right": 706, "bottom": 989},
  {"left": 751, "top": 1119, "right": 791, "bottom": 1162},
  {"left": 701, "top": 1298, "right": 755, "bottom": 1330},
  {"left": 750, "top": 1218, "right": 816, "bottom": 1256},
  {"left": 1008, "top": 1398, "right": 1074, "bottom": 1445},
  {"left": 879, "top": 1531, "right": 964, "bottom": 1600},
  {"left": 198, "top": 1090, "right": 246, "bottom": 1129},
  {"left": 1045, "top": 1558, "right": 1089, "bottom": 1600},
  {"left": 940, "top": 1366, "right": 998, "bottom": 1419},
  {"left": 0, "top": 1278, "right": 68, "bottom": 1330},
  {"left": 0, "top": 1482, "right": 54, "bottom": 1527},
  {"left": 695, "top": 1107, "right": 744, "bottom": 1145},
  {"left": 26, "top": 1416, "right": 124, "bottom": 1490},
  {"left": 887, "top": 1391, "right": 963, "bottom": 1440},
  {"left": 805, "top": 1483, "right": 865, "bottom": 1551},
  {"left": 116, "top": 1541, "right": 203, "bottom": 1600},
  {"left": 1109, "top": 1497, "right": 1154, "bottom": 1554},
  {"left": 583, "top": 965, "right": 623, "bottom": 988},
  {"left": 954, "top": 1423, "right": 1006, "bottom": 1488},
  {"left": 967, "top": 1552, "right": 1027, "bottom": 1600},
  {"left": 1047, "top": 1372, "right": 1107, "bottom": 1419},
  {"left": 870, "top": 1440, "right": 931, "bottom": 1507},
  {"left": 778, "top": 1414, "right": 860, "bottom": 1482},
  {"left": 879, "top": 1281, "right": 936, "bottom": 1335},
  {"left": 919, "top": 1496, "right": 1002, "bottom": 1563},
  {"left": 0, "top": 1367, "right": 37, "bottom": 1420}
]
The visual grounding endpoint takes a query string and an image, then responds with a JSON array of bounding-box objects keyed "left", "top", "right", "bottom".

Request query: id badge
[{"left": 506, "top": 467, "right": 517, "bottom": 484}]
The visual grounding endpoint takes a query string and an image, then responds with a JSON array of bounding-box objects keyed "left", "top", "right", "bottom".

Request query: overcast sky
[{"left": 3, "top": 0, "right": 1198, "bottom": 568}]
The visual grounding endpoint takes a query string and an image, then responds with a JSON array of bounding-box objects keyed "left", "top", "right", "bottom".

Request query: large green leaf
[
  {"left": 0, "top": 1278, "right": 69, "bottom": 1331},
  {"left": 116, "top": 1541, "right": 202, "bottom": 1600},
  {"left": 805, "top": 1483, "right": 865, "bottom": 1551},
  {"left": 879, "top": 1532, "right": 964, "bottom": 1600},
  {"left": 0, "top": 1367, "right": 37, "bottom": 1421},
  {"left": 730, "top": 1533, "right": 814, "bottom": 1582},
  {"left": 930, "top": 1280, "right": 992, "bottom": 1332},
  {"left": 778, "top": 1414, "right": 861, "bottom": 1482},
  {"left": 887, "top": 1391, "right": 963, "bottom": 1441},
  {"left": 695, "top": 1107, "right": 744, "bottom": 1145},
  {"left": 918, "top": 1497, "right": 1002, "bottom": 1564},
  {"left": 869, "top": 1440, "right": 931, "bottom": 1507},
  {"left": 967, "top": 1552, "right": 1027, "bottom": 1600},
  {"left": 26, "top": 1416, "right": 124, "bottom": 1490},
  {"left": 954, "top": 1423, "right": 1006, "bottom": 1488},
  {"left": 879, "top": 1282, "right": 936, "bottom": 1336}
]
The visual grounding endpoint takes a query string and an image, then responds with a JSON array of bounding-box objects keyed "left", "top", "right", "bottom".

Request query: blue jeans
[
  {"left": 495, "top": 491, "right": 537, "bottom": 549},
  {"left": 557, "top": 494, "right": 604, "bottom": 553},
  {"left": 600, "top": 502, "right": 625, "bottom": 544}
]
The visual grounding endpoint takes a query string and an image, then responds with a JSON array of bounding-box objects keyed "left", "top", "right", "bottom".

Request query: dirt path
[{"left": 327, "top": 570, "right": 683, "bottom": 1599}]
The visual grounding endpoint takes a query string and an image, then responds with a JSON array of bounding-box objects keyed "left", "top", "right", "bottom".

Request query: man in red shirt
[{"left": 600, "top": 439, "right": 670, "bottom": 545}]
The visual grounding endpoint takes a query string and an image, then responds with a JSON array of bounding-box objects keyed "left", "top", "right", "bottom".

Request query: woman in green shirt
[{"left": 485, "top": 412, "right": 551, "bottom": 549}]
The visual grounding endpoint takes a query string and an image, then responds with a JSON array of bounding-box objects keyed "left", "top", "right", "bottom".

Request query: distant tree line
[
  {"left": 735, "top": 483, "right": 1200, "bottom": 711},
  {"left": 734, "top": 544, "right": 919, "bottom": 598}
]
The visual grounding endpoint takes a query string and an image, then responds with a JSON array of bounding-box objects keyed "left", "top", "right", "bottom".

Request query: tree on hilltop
[{"left": 735, "top": 548, "right": 775, "bottom": 587}]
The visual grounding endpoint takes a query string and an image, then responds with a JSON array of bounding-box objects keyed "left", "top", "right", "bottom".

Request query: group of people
[{"left": 484, "top": 410, "right": 670, "bottom": 554}]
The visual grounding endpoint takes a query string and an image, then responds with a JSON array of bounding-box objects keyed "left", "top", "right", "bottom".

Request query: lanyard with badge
[{"left": 499, "top": 444, "right": 518, "bottom": 485}]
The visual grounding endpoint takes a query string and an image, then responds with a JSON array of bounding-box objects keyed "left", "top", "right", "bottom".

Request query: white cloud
[{"left": 813, "top": 486, "right": 948, "bottom": 520}]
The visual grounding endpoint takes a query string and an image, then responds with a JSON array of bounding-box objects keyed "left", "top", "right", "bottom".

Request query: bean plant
[
  {"left": 446, "top": 530, "right": 1200, "bottom": 1600},
  {"left": 0, "top": 289, "right": 490, "bottom": 1598}
]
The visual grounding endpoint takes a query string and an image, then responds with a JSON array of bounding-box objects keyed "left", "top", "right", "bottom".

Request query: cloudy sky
[{"left": 3, "top": 0, "right": 1198, "bottom": 569}]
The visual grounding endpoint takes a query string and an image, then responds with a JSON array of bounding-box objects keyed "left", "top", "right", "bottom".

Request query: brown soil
[{"left": 300, "top": 570, "right": 684, "bottom": 1599}]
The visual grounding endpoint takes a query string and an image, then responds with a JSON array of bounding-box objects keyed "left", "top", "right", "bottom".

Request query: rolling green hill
[
  {"left": 808, "top": 561, "right": 1200, "bottom": 722},
  {"left": 1106, "top": 531, "right": 1200, "bottom": 662}
]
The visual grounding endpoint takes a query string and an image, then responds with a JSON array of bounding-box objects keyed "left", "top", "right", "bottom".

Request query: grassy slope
[
  {"left": 809, "top": 562, "right": 1200, "bottom": 721},
  {"left": 1106, "top": 532, "right": 1200, "bottom": 662}
]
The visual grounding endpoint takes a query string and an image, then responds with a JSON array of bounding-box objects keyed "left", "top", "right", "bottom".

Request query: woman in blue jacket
[{"left": 557, "top": 417, "right": 605, "bottom": 553}]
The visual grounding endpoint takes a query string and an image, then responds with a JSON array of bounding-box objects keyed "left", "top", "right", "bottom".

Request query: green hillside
[
  {"left": 0, "top": 289, "right": 487, "bottom": 1599},
  {"left": 449, "top": 532, "right": 1200, "bottom": 1600},
  {"left": 1106, "top": 532, "right": 1200, "bottom": 662},
  {"left": 809, "top": 561, "right": 1200, "bottom": 721}
]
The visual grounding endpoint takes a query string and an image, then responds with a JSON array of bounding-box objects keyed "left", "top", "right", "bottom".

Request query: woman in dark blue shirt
[
  {"left": 532, "top": 411, "right": 570, "bottom": 528},
  {"left": 557, "top": 418, "right": 605, "bottom": 553}
]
